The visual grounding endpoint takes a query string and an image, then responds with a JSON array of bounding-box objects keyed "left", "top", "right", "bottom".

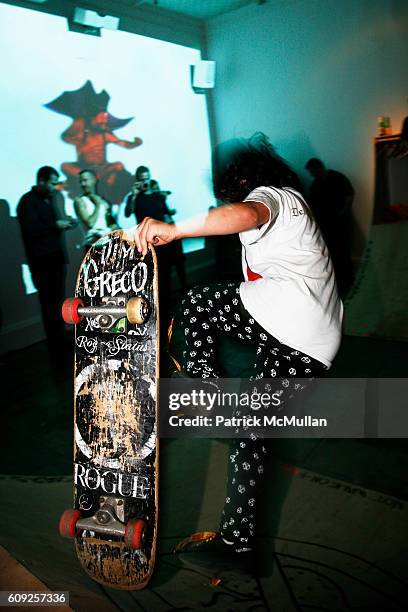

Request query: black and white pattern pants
[{"left": 180, "top": 282, "right": 327, "bottom": 551}]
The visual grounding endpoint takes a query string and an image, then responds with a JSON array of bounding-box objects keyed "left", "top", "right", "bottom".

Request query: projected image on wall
[
  {"left": 0, "top": 3, "right": 213, "bottom": 296},
  {"left": 45, "top": 79, "right": 143, "bottom": 205}
]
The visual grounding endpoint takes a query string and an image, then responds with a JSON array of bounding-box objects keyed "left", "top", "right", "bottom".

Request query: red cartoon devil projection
[{"left": 45, "top": 81, "right": 142, "bottom": 203}]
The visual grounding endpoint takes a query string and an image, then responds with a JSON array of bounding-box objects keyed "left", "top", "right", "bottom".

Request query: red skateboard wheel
[
  {"left": 62, "top": 298, "right": 83, "bottom": 324},
  {"left": 59, "top": 509, "right": 81, "bottom": 538},
  {"left": 124, "top": 519, "right": 147, "bottom": 549}
]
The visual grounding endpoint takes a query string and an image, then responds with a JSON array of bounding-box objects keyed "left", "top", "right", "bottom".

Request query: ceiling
[
  {"left": 134, "top": 0, "right": 258, "bottom": 20},
  {"left": 109, "top": 0, "right": 259, "bottom": 21},
  {"left": 20, "top": 0, "right": 266, "bottom": 22}
]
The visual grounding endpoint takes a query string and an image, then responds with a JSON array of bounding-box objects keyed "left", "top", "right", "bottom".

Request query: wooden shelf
[{"left": 374, "top": 133, "right": 401, "bottom": 143}]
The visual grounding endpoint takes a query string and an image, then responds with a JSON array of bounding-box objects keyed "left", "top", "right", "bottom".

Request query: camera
[
  {"left": 132, "top": 179, "right": 151, "bottom": 195},
  {"left": 140, "top": 180, "right": 150, "bottom": 191}
]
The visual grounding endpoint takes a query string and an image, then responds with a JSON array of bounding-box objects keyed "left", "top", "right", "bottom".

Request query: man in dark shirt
[
  {"left": 124, "top": 165, "right": 175, "bottom": 224},
  {"left": 305, "top": 158, "right": 354, "bottom": 297},
  {"left": 125, "top": 165, "right": 186, "bottom": 337},
  {"left": 124, "top": 166, "right": 186, "bottom": 286},
  {"left": 17, "top": 166, "right": 77, "bottom": 354}
]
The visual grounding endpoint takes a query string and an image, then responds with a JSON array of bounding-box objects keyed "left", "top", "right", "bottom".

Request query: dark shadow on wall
[
  {"left": 390, "top": 0, "right": 408, "bottom": 42},
  {"left": 63, "top": 219, "right": 85, "bottom": 297},
  {"left": 277, "top": 132, "right": 366, "bottom": 278},
  {"left": 0, "top": 199, "right": 35, "bottom": 345}
]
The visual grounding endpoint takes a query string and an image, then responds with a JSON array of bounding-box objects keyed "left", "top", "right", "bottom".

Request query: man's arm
[
  {"left": 155, "top": 193, "right": 176, "bottom": 220},
  {"left": 74, "top": 196, "right": 100, "bottom": 229},
  {"left": 124, "top": 194, "right": 136, "bottom": 218},
  {"left": 17, "top": 195, "right": 72, "bottom": 239},
  {"left": 162, "top": 195, "right": 176, "bottom": 218},
  {"left": 127, "top": 201, "right": 269, "bottom": 255},
  {"left": 106, "top": 203, "right": 119, "bottom": 229}
]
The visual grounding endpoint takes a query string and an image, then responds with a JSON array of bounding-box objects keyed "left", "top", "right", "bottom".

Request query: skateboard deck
[{"left": 59, "top": 231, "right": 159, "bottom": 590}]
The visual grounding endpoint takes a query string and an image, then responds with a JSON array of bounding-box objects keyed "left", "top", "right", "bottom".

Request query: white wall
[{"left": 206, "top": 0, "right": 408, "bottom": 241}]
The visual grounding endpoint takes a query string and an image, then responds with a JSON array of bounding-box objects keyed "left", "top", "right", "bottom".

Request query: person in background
[
  {"left": 305, "top": 157, "right": 354, "bottom": 297},
  {"left": 125, "top": 166, "right": 176, "bottom": 224},
  {"left": 74, "top": 169, "right": 118, "bottom": 251},
  {"left": 125, "top": 165, "right": 187, "bottom": 334},
  {"left": 17, "top": 166, "right": 77, "bottom": 355}
]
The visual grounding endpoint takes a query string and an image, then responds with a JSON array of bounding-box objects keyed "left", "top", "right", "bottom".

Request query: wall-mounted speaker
[
  {"left": 73, "top": 7, "right": 119, "bottom": 30},
  {"left": 191, "top": 60, "right": 216, "bottom": 93}
]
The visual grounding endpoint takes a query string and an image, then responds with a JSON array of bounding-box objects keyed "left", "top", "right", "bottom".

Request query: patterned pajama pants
[{"left": 180, "top": 282, "right": 327, "bottom": 551}]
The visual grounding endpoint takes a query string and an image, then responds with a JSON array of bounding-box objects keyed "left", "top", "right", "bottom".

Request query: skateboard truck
[
  {"left": 62, "top": 296, "right": 149, "bottom": 328},
  {"left": 76, "top": 496, "right": 127, "bottom": 537},
  {"left": 60, "top": 496, "right": 147, "bottom": 549}
]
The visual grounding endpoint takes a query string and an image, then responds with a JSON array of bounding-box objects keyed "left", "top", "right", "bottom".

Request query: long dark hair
[{"left": 212, "top": 132, "right": 302, "bottom": 203}]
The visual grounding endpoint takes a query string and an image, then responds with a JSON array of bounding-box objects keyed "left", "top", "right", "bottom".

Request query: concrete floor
[{"left": 2, "top": 332, "right": 408, "bottom": 610}]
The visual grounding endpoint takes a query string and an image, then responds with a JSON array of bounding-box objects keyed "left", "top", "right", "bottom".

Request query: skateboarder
[{"left": 128, "top": 133, "right": 343, "bottom": 572}]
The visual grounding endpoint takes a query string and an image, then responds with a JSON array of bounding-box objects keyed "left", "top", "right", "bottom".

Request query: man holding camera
[
  {"left": 124, "top": 165, "right": 175, "bottom": 224},
  {"left": 125, "top": 165, "right": 186, "bottom": 333}
]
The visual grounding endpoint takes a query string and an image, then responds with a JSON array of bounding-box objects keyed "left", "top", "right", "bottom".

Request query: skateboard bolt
[
  {"left": 96, "top": 510, "right": 111, "bottom": 524},
  {"left": 99, "top": 315, "right": 111, "bottom": 327}
]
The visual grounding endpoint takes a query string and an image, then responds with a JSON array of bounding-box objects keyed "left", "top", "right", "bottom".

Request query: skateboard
[{"left": 59, "top": 230, "right": 159, "bottom": 590}]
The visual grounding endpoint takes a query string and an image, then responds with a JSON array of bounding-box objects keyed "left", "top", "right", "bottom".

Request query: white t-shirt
[
  {"left": 239, "top": 186, "right": 343, "bottom": 367},
  {"left": 79, "top": 196, "right": 111, "bottom": 245}
]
